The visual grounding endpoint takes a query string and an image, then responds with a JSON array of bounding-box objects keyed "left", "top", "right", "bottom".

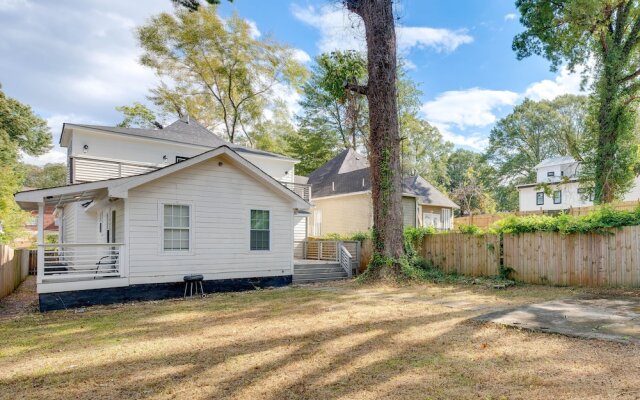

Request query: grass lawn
[{"left": 1, "top": 281, "right": 639, "bottom": 399}]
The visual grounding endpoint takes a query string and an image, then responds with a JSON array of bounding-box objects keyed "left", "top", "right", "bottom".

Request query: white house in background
[
  {"left": 516, "top": 156, "right": 640, "bottom": 212},
  {"left": 15, "top": 118, "right": 311, "bottom": 311}
]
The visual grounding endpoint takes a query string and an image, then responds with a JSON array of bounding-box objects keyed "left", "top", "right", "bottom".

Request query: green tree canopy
[
  {"left": 513, "top": 0, "right": 640, "bottom": 202},
  {"left": 0, "top": 85, "right": 52, "bottom": 243},
  {"left": 297, "top": 51, "right": 369, "bottom": 151},
  {"left": 22, "top": 163, "right": 67, "bottom": 189},
  {"left": 136, "top": 5, "right": 307, "bottom": 145},
  {"left": 485, "top": 95, "right": 589, "bottom": 184},
  {"left": 116, "top": 102, "right": 162, "bottom": 129}
]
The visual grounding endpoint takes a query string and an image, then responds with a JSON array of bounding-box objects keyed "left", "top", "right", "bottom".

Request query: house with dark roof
[
  {"left": 15, "top": 118, "right": 312, "bottom": 311},
  {"left": 307, "top": 149, "right": 459, "bottom": 236}
]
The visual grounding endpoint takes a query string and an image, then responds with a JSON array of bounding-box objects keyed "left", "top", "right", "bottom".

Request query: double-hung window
[
  {"left": 553, "top": 190, "right": 562, "bottom": 204},
  {"left": 163, "top": 204, "right": 190, "bottom": 251},
  {"left": 250, "top": 210, "right": 270, "bottom": 251},
  {"left": 536, "top": 192, "right": 544, "bottom": 206}
]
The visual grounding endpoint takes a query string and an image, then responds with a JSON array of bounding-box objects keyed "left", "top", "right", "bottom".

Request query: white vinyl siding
[
  {"left": 126, "top": 155, "right": 294, "bottom": 283},
  {"left": 293, "top": 216, "right": 307, "bottom": 259},
  {"left": 61, "top": 202, "right": 98, "bottom": 244},
  {"left": 73, "top": 157, "right": 157, "bottom": 183}
]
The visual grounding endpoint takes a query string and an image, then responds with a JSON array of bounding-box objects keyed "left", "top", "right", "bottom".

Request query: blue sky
[{"left": 0, "top": 0, "right": 584, "bottom": 165}]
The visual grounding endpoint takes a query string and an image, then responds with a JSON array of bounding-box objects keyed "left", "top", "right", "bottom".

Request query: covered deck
[{"left": 15, "top": 182, "right": 129, "bottom": 294}]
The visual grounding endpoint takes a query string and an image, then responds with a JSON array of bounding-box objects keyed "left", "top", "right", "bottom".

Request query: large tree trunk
[{"left": 346, "top": 0, "right": 405, "bottom": 261}]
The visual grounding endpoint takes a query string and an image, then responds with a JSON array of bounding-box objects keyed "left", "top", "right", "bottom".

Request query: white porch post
[
  {"left": 122, "top": 198, "right": 129, "bottom": 281},
  {"left": 36, "top": 202, "right": 44, "bottom": 284}
]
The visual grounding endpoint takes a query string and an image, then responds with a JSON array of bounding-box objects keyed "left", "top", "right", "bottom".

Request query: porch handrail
[
  {"left": 38, "top": 243, "right": 124, "bottom": 282},
  {"left": 38, "top": 243, "right": 125, "bottom": 246},
  {"left": 339, "top": 244, "right": 353, "bottom": 278}
]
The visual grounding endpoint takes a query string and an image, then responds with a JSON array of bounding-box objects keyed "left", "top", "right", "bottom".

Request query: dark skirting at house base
[{"left": 38, "top": 275, "right": 293, "bottom": 312}]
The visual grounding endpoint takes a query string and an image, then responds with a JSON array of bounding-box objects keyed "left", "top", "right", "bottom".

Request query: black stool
[{"left": 183, "top": 274, "right": 205, "bottom": 298}]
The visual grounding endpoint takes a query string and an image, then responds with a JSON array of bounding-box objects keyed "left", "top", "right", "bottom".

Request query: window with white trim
[
  {"left": 553, "top": 190, "right": 562, "bottom": 204},
  {"left": 250, "top": 210, "right": 270, "bottom": 251},
  {"left": 163, "top": 204, "right": 190, "bottom": 251}
]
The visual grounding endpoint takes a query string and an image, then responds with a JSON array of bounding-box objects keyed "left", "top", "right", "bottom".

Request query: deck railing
[
  {"left": 338, "top": 244, "right": 353, "bottom": 278},
  {"left": 280, "top": 181, "right": 311, "bottom": 202},
  {"left": 38, "top": 243, "right": 123, "bottom": 282},
  {"left": 299, "top": 240, "right": 360, "bottom": 276}
]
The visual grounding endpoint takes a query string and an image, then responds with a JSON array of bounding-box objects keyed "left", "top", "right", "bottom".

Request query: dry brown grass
[{"left": 0, "top": 282, "right": 639, "bottom": 400}]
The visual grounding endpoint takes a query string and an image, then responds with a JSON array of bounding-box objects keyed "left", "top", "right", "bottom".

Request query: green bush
[
  {"left": 493, "top": 206, "right": 640, "bottom": 235},
  {"left": 403, "top": 226, "right": 436, "bottom": 257},
  {"left": 457, "top": 223, "right": 484, "bottom": 235},
  {"left": 350, "top": 231, "right": 372, "bottom": 241}
]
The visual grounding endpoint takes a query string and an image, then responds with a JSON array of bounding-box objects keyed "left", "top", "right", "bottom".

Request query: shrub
[
  {"left": 457, "top": 223, "right": 484, "bottom": 235},
  {"left": 493, "top": 206, "right": 640, "bottom": 235},
  {"left": 403, "top": 226, "right": 436, "bottom": 257},
  {"left": 350, "top": 231, "right": 372, "bottom": 241}
]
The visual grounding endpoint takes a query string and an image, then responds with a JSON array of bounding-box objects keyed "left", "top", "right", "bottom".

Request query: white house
[
  {"left": 15, "top": 118, "right": 311, "bottom": 311},
  {"left": 517, "top": 156, "right": 640, "bottom": 212}
]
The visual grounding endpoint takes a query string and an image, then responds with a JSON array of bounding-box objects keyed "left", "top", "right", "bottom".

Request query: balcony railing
[
  {"left": 38, "top": 243, "right": 123, "bottom": 282},
  {"left": 280, "top": 181, "right": 311, "bottom": 202}
]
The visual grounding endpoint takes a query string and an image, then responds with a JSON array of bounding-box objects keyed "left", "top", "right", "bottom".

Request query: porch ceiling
[{"left": 17, "top": 189, "right": 104, "bottom": 211}]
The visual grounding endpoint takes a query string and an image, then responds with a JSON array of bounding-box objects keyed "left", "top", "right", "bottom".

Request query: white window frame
[
  {"left": 536, "top": 192, "right": 545, "bottom": 206},
  {"left": 250, "top": 209, "right": 271, "bottom": 252},
  {"left": 159, "top": 202, "right": 193, "bottom": 254},
  {"left": 553, "top": 190, "right": 562, "bottom": 204}
]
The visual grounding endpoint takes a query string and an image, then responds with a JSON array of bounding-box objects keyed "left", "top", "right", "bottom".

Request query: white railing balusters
[
  {"left": 339, "top": 243, "right": 353, "bottom": 278},
  {"left": 38, "top": 243, "right": 123, "bottom": 282}
]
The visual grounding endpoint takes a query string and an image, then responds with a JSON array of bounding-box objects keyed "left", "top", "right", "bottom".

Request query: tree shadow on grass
[{"left": 1, "top": 286, "right": 638, "bottom": 400}]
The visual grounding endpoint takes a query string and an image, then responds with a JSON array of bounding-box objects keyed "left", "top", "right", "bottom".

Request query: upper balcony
[
  {"left": 70, "top": 156, "right": 311, "bottom": 202},
  {"left": 280, "top": 181, "right": 311, "bottom": 202}
]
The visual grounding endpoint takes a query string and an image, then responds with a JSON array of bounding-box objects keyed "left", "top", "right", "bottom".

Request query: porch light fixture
[
  {"left": 83, "top": 144, "right": 89, "bottom": 153},
  {"left": 218, "top": 161, "right": 223, "bottom": 166},
  {"left": 163, "top": 155, "right": 168, "bottom": 162}
]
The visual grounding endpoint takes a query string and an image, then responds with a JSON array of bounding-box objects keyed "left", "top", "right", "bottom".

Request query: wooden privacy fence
[
  {"left": 421, "top": 233, "right": 500, "bottom": 277},
  {"left": 504, "top": 227, "right": 640, "bottom": 287},
  {"left": 418, "top": 226, "right": 640, "bottom": 287},
  {"left": 1, "top": 245, "right": 28, "bottom": 299}
]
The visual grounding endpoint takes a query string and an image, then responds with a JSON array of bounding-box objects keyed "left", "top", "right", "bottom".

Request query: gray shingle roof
[
  {"left": 65, "top": 117, "right": 296, "bottom": 161},
  {"left": 308, "top": 148, "right": 459, "bottom": 209},
  {"left": 402, "top": 176, "right": 459, "bottom": 209}
]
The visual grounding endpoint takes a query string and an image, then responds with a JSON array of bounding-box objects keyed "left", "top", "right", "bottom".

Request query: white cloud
[
  {"left": 504, "top": 13, "right": 517, "bottom": 21},
  {"left": 421, "top": 66, "right": 588, "bottom": 151},
  {"left": 0, "top": 1, "right": 174, "bottom": 165},
  {"left": 523, "top": 65, "right": 585, "bottom": 101},
  {"left": 270, "top": 82, "right": 302, "bottom": 117},
  {"left": 246, "top": 19, "right": 261, "bottom": 39},
  {"left": 292, "top": 4, "right": 473, "bottom": 54},
  {"left": 433, "top": 122, "right": 490, "bottom": 150},
  {"left": 422, "top": 88, "right": 519, "bottom": 130},
  {"left": 291, "top": 48, "right": 312, "bottom": 64},
  {"left": 0, "top": 0, "right": 29, "bottom": 11},
  {"left": 396, "top": 27, "right": 473, "bottom": 53},
  {"left": 292, "top": 4, "right": 364, "bottom": 52},
  {"left": 0, "top": 0, "right": 172, "bottom": 125}
]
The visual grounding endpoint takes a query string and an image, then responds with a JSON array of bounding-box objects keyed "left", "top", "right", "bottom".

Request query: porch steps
[{"left": 293, "top": 262, "right": 348, "bottom": 283}]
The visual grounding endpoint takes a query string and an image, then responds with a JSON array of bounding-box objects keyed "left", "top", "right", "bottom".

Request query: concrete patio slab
[{"left": 475, "top": 296, "right": 640, "bottom": 344}]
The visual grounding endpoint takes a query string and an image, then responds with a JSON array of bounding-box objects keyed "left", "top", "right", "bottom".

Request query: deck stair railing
[
  {"left": 339, "top": 244, "right": 353, "bottom": 278},
  {"left": 300, "top": 240, "right": 360, "bottom": 276}
]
